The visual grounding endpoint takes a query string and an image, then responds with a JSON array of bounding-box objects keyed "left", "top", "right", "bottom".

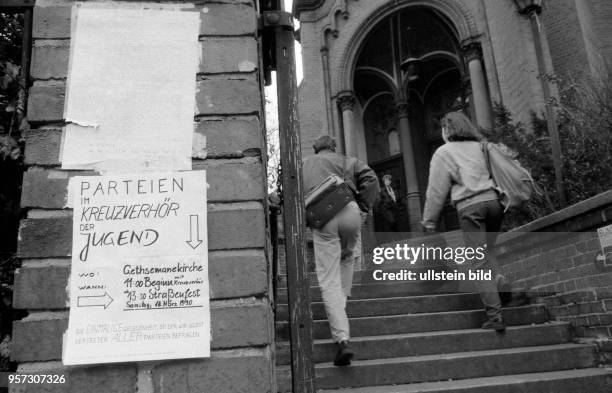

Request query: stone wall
[
  {"left": 496, "top": 191, "right": 612, "bottom": 340},
  {"left": 11, "top": 1, "right": 275, "bottom": 392}
]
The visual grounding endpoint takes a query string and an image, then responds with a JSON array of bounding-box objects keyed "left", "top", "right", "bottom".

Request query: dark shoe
[
  {"left": 482, "top": 316, "right": 506, "bottom": 332},
  {"left": 333, "top": 340, "right": 354, "bottom": 366}
]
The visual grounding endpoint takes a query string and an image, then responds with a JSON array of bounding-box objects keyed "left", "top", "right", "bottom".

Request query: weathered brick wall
[
  {"left": 591, "top": 0, "right": 612, "bottom": 68},
  {"left": 12, "top": 1, "right": 275, "bottom": 392},
  {"left": 496, "top": 191, "right": 612, "bottom": 339},
  {"left": 483, "top": 0, "right": 560, "bottom": 125},
  {"left": 543, "top": 291, "right": 612, "bottom": 337},
  {"left": 541, "top": 0, "right": 610, "bottom": 83},
  {"left": 540, "top": 0, "right": 591, "bottom": 81},
  {"left": 574, "top": 0, "right": 603, "bottom": 75}
]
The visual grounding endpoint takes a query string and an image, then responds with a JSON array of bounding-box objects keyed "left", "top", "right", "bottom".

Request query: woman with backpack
[{"left": 421, "top": 111, "right": 506, "bottom": 332}]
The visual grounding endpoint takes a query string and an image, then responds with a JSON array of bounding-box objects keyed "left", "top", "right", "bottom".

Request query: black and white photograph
[{"left": 1, "top": 0, "right": 611, "bottom": 392}]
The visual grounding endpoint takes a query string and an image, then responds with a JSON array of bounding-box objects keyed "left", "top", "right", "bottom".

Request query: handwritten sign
[
  {"left": 60, "top": 4, "right": 200, "bottom": 171},
  {"left": 63, "top": 171, "right": 209, "bottom": 365},
  {"left": 596, "top": 224, "right": 612, "bottom": 271}
]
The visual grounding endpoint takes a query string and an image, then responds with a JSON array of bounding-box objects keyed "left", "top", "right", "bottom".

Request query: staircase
[{"left": 275, "top": 271, "right": 612, "bottom": 392}]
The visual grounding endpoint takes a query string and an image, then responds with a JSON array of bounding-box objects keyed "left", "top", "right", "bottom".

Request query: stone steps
[
  {"left": 275, "top": 305, "right": 549, "bottom": 340},
  {"left": 276, "top": 343, "right": 598, "bottom": 391},
  {"left": 275, "top": 293, "right": 483, "bottom": 320},
  {"left": 276, "top": 280, "right": 461, "bottom": 303},
  {"left": 274, "top": 273, "right": 609, "bottom": 391},
  {"left": 275, "top": 322, "right": 571, "bottom": 365},
  {"left": 316, "top": 368, "right": 612, "bottom": 393}
]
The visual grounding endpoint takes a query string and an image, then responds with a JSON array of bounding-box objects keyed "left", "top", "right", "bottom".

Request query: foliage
[
  {"left": 488, "top": 70, "right": 612, "bottom": 230},
  {"left": 264, "top": 88, "right": 282, "bottom": 195},
  {"left": 266, "top": 125, "right": 281, "bottom": 193},
  {"left": 1, "top": 12, "right": 26, "bottom": 160},
  {"left": 0, "top": 255, "right": 24, "bottom": 372},
  {"left": 0, "top": 12, "right": 25, "bottom": 373},
  {"left": 486, "top": 107, "right": 554, "bottom": 229},
  {"left": 0, "top": 10, "right": 24, "bottom": 250},
  {"left": 556, "top": 70, "right": 612, "bottom": 203},
  {"left": 0, "top": 12, "right": 23, "bottom": 64}
]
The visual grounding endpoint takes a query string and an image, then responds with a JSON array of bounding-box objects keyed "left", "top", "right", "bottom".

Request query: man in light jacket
[{"left": 302, "top": 135, "right": 379, "bottom": 366}]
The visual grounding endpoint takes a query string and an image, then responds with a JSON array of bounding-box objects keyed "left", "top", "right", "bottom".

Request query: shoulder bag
[
  {"left": 481, "top": 142, "right": 542, "bottom": 212},
  {"left": 304, "top": 157, "right": 355, "bottom": 229}
]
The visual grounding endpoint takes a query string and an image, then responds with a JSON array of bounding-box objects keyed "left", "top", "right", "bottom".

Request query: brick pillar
[{"left": 12, "top": 1, "right": 275, "bottom": 392}]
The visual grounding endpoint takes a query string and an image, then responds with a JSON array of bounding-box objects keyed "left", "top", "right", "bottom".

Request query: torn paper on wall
[{"left": 60, "top": 4, "right": 200, "bottom": 171}]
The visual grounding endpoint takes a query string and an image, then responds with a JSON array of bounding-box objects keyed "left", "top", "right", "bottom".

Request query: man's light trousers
[{"left": 312, "top": 201, "right": 361, "bottom": 343}]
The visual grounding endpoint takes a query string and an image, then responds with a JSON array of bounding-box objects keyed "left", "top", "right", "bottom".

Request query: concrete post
[
  {"left": 396, "top": 101, "right": 422, "bottom": 233},
  {"left": 463, "top": 42, "right": 493, "bottom": 130}
]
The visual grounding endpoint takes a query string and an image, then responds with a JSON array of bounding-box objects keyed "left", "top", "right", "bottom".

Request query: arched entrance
[{"left": 349, "top": 6, "right": 482, "bottom": 235}]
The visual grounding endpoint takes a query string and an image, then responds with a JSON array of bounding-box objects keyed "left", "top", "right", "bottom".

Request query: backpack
[{"left": 481, "top": 142, "right": 542, "bottom": 212}]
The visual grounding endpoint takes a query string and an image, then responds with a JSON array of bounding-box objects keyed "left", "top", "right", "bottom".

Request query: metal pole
[
  {"left": 267, "top": 10, "right": 316, "bottom": 393},
  {"left": 529, "top": 11, "right": 567, "bottom": 207}
]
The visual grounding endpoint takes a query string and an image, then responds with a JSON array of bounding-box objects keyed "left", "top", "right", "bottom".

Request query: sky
[
  {"left": 264, "top": 1, "right": 303, "bottom": 127},
  {"left": 264, "top": 0, "right": 304, "bottom": 192},
  {"left": 265, "top": 0, "right": 303, "bottom": 115},
  {"left": 285, "top": 0, "right": 303, "bottom": 82}
]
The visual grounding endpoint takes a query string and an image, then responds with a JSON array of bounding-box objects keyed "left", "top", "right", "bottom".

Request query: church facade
[{"left": 294, "top": 0, "right": 612, "bottom": 232}]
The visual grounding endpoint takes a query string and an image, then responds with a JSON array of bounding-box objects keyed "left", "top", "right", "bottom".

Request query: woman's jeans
[
  {"left": 312, "top": 201, "right": 361, "bottom": 343},
  {"left": 458, "top": 199, "right": 503, "bottom": 320}
]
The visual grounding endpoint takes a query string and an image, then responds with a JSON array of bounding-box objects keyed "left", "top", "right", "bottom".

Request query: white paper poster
[
  {"left": 597, "top": 224, "right": 612, "bottom": 269},
  {"left": 63, "top": 171, "right": 209, "bottom": 365},
  {"left": 60, "top": 4, "right": 200, "bottom": 171}
]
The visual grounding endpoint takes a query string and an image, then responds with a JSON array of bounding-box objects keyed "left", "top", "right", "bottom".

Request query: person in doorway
[
  {"left": 421, "top": 111, "right": 506, "bottom": 332},
  {"left": 378, "top": 174, "right": 400, "bottom": 232},
  {"left": 302, "top": 135, "right": 379, "bottom": 365}
]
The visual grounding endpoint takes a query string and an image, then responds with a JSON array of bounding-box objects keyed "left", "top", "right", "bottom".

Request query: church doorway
[{"left": 351, "top": 6, "right": 474, "bottom": 236}]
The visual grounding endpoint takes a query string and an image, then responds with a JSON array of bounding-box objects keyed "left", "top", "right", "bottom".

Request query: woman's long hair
[{"left": 441, "top": 111, "right": 484, "bottom": 142}]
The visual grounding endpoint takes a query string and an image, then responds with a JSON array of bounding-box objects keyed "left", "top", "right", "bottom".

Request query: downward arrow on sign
[{"left": 187, "top": 214, "right": 203, "bottom": 249}]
